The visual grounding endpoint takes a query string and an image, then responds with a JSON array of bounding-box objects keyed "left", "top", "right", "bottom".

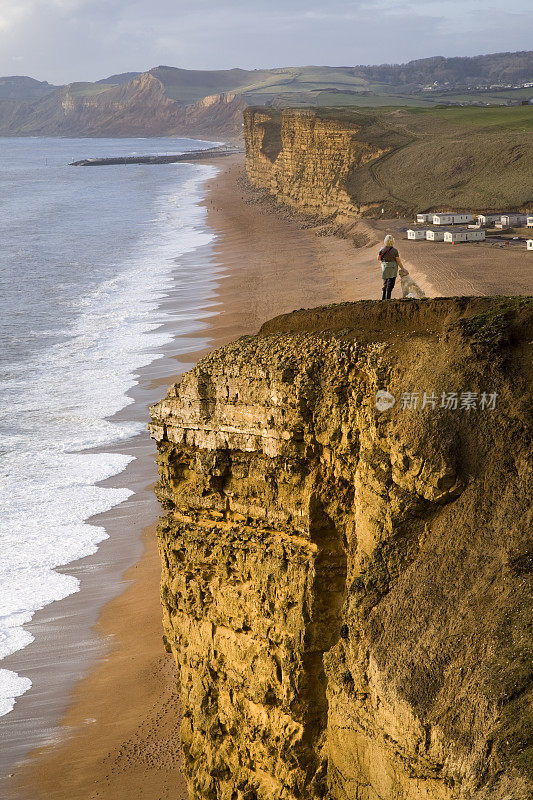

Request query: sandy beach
[{"left": 11, "top": 154, "right": 532, "bottom": 800}]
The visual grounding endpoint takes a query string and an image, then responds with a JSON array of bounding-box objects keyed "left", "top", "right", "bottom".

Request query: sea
[{"left": 0, "top": 136, "right": 220, "bottom": 723}]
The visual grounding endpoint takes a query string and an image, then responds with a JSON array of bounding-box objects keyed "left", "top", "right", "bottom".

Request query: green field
[
  {"left": 67, "top": 82, "right": 118, "bottom": 97},
  {"left": 404, "top": 104, "right": 533, "bottom": 131},
  {"left": 314, "top": 91, "right": 434, "bottom": 108}
]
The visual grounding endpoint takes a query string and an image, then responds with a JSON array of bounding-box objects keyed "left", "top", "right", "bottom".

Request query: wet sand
[{"left": 12, "top": 155, "right": 532, "bottom": 800}]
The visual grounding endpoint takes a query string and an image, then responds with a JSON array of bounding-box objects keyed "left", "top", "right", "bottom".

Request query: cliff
[
  {"left": 149, "top": 297, "right": 532, "bottom": 800},
  {"left": 244, "top": 107, "right": 533, "bottom": 217},
  {"left": 0, "top": 72, "right": 247, "bottom": 139}
]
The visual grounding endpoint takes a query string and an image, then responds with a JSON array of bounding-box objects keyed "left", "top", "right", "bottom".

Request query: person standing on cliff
[{"left": 378, "top": 234, "right": 407, "bottom": 300}]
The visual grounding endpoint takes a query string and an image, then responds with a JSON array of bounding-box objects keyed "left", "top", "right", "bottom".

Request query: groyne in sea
[{"left": 70, "top": 146, "right": 242, "bottom": 166}]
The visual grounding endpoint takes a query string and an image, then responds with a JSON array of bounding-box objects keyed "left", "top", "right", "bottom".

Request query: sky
[{"left": 0, "top": 0, "right": 531, "bottom": 84}]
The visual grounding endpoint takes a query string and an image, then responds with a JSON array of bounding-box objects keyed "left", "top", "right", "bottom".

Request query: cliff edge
[{"left": 149, "top": 297, "right": 532, "bottom": 800}]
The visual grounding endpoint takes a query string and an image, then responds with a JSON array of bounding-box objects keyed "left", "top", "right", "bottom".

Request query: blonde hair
[{"left": 384, "top": 234, "right": 395, "bottom": 246}]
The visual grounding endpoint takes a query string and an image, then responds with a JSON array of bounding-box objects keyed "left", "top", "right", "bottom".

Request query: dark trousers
[{"left": 382, "top": 276, "right": 396, "bottom": 300}]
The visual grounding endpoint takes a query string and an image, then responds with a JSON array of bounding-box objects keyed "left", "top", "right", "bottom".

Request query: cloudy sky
[{"left": 0, "top": 0, "right": 531, "bottom": 84}]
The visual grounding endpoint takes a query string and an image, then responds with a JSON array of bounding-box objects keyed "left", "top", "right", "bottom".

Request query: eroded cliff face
[
  {"left": 150, "top": 298, "right": 532, "bottom": 800},
  {"left": 0, "top": 72, "right": 247, "bottom": 138},
  {"left": 243, "top": 108, "right": 404, "bottom": 218}
]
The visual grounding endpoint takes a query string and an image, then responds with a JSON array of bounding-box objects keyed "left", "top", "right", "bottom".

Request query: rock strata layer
[{"left": 150, "top": 298, "right": 532, "bottom": 800}]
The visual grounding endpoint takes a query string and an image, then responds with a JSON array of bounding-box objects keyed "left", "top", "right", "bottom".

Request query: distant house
[
  {"left": 426, "top": 229, "right": 445, "bottom": 241},
  {"left": 444, "top": 230, "right": 486, "bottom": 243},
  {"left": 501, "top": 214, "right": 527, "bottom": 227},
  {"left": 416, "top": 213, "right": 434, "bottom": 223},
  {"left": 477, "top": 214, "right": 501, "bottom": 226},
  {"left": 407, "top": 229, "right": 426, "bottom": 240},
  {"left": 433, "top": 213, "right": 474, "bottom": 225},
  {"left": 526, "top": 216, "right": 533, "bottom": 228},
  {"left": 527, "top": 239, "right": 533, "bottom": 250}
]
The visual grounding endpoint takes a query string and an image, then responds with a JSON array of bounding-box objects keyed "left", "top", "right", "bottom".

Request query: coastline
[
  {"left": 12, "top": 154, "right": 376, "bottom": 800},
  {"left": 8, "top": 153, "right": 531, "bottom": 800},
  {"left": 1, "top": 157, "right": 222, "bottom": 798}
]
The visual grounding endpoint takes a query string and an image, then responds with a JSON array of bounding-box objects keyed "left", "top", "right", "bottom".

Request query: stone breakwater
[
  {"left": 70, "top": 147, "right": 241, "bottom": 166},
  {"left": 149, "top": 298, "right": 532, "bottom": 800}
]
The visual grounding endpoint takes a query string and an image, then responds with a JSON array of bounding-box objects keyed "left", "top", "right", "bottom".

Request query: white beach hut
[
  {"left": 416, "top": 213, "right": 434, "bottom": 223},
  {"left": 526, "top": 216, "right": 533, "bottom": 228},
  {"left": 433, "top": 213, "right": 474, "bottom": 225},
  {"left": 527, "top": 239, "right": 533, "bottom": 251},
  {"left": 426, "top": 229, "right": 445, "bottom": 241},
  {"left": 407, "top": 229, "right": 426, "bottom": 240},
  {"left": 444, "top": 230, "right": 485, "bottom": 243},
  {"left": 477, "top": 214, "right": 501, "bottom": 226},
  {"left": 501, "top": 214, "right": 527, "bottom": 227},
  {"left": 432, "top": 214, "right": 454, "bottom": 226},
  {"left": 444, "top": 231, "right": 468, "bottom": 243}
]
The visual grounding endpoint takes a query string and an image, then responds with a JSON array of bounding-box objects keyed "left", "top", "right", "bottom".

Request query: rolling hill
[{"left": 0, "top": 52, "right": 531, "bottom": 139}]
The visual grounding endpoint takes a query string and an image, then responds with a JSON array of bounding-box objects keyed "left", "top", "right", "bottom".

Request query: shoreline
[
  {"left": 1, "top": 160, "right": 223, "bottom": 798},
  {"left": 12, "top": 154, "right": 377, "bottom": 800},
  {"left": 7, "top": 152, "right": 531, "bottom": 800}
]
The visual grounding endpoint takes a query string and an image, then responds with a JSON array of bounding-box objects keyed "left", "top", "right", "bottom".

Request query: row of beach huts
[
  {"left": 408, "top": 228, "right": 486, "bottom": 243},
  {"left": 415, "top": 212, "right": 533, "bottom": 227},
  {"left": 408, "top": 211, "right": 533, "bottom": 247}
]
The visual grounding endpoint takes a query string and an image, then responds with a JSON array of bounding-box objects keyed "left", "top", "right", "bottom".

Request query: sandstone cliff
[
  {"left": 244, "top": 107, "right": 533, "bottom": 216},
  {"left": 0, "top": 72, "right": 247, "bottom": 139},
  {"left": 150, "top": 297, "right": 532, "bottom": 800}
]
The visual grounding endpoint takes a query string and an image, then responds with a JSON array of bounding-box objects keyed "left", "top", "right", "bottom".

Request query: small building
[
  {"left": 444, "top": 230, "right": 485, "bottom": 243},
  {"left": 477, "top": 214, "right": 501, "bottom": 226},
  {"left": 526, "top": 216, "right": 533, "bottom": 228},
  {"left": 407, "top": 229, "right": 426, "bottom": 240},
  {"left": 444, "top": 231, "right": 468, "bottom": 243},
  {"left": 501, "top": 214, "right": 527, "bottom": 227},
  {"left": 433, "top": 213, "right": 475, "bottom": 225},
  {"left": 426, "top": 229, "right": 445, "bottom": 241},
  {"left": 416, "top": 213, "right": 434, "bottom": 223},
  {"left": 527, "top": 239, "right": 533, "bottom": 250}
]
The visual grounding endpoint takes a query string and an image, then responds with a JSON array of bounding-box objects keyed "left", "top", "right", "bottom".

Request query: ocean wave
[{"left": 0, "top": 157, "right": 219, "bottom": 715}]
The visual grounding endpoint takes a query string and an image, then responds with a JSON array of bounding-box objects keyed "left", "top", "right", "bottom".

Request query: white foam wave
[
  {"left": 0, "top": 670, "right": 32, "bottom": 717},
  {"left": 0, "top": 162, "right": 219, "bottom": 714}
]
